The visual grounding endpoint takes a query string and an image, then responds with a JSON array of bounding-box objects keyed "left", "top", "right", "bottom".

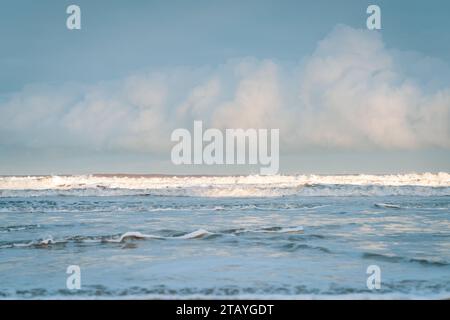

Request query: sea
[{"left": 0, "top": 173, "right": 449, "bottom": 299}]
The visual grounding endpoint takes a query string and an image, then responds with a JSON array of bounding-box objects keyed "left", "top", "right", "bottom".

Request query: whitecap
[
  {"left": 174, "top": 229, "right": 213, "bottom": 239},
  {"left": 106, "top": 231, "right": 162, "bottom": 243},
  {"left": 374, "top": 203, "right": 402, "bottom": 209}
]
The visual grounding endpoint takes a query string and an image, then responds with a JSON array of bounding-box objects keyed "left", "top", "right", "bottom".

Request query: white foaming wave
[
  {"left": 106, "top": 229, "right": 213, "bottom": 243},
  {"left": 105, "top": 231, "right": 163, "bottom": 243},
  {"left": 263, "top": 226, "right": 304, "bottom": 233},
  {"left": 0, "top": 230, "right": 211, "bottom": 248},
  {"left": 3, "top": 185, "right": 449, "bottom": 198},
  {"left": 1, "top": 226, "right": 304, "bottom": 248},
  {"left": 0, "top": 236, "right": 61, "bottom": 249},
  {"left": 36, "top": 236, "right": 57, "bottom": 246},
  {"left": 374, "top": 203, "right": 402, "bottom": 209},
  {"left": 174, "top": 229, "right": 213, "bottom": 239},
  {"left": 0, "top": 173, "right": 449, "bottom": 197}
]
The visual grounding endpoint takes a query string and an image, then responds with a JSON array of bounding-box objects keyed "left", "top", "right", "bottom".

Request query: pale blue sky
[
  {"left": 0, "top": 0, "right": 449, "bottom": 174},
  {"left": 1, "top": 0, "right": 450, "bottom": 93}
]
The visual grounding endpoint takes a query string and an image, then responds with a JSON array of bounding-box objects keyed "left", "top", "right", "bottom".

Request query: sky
[{"left": 0, "top": 0, "right": 449, "bottom": 175}]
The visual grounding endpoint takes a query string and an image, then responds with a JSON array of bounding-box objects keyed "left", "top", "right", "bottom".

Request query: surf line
[{"left": 171, "top": 121, "right": 279, "bottom": 175}]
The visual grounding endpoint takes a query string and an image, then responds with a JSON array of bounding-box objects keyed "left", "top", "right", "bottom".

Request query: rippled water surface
[{"left": 0, "top": 174, "right": 449, "bottom": 299}]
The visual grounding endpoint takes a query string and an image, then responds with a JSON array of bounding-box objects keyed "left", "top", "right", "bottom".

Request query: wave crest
[{"left": 0, "top": 173, "right": 449, "bottom": 198}]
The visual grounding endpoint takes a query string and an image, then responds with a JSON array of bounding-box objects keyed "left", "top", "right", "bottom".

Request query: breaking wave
[
  {"left": 0, "top": 173, "right": 449, "bottom": 197},
  {"left": 0, "top": 225, "right": 305, "bottom": 249}
]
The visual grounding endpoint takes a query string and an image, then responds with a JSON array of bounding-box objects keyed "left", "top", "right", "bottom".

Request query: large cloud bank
[{"left": 1, "top": 25, "right": 449, "bottom": 154}]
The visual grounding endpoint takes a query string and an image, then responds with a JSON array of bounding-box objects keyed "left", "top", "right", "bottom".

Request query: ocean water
[{"left": 0, "top": 173, "right": 449, "bottom": 299}]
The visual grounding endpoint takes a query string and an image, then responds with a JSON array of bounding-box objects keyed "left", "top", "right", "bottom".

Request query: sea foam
[{"left": 0, "top": 173, "right": 449, "bottom": 197}]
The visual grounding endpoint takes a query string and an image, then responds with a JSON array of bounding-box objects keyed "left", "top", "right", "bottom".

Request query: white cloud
[{"left": 0, "top": 25, "right": 449, "bottom": 154}]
